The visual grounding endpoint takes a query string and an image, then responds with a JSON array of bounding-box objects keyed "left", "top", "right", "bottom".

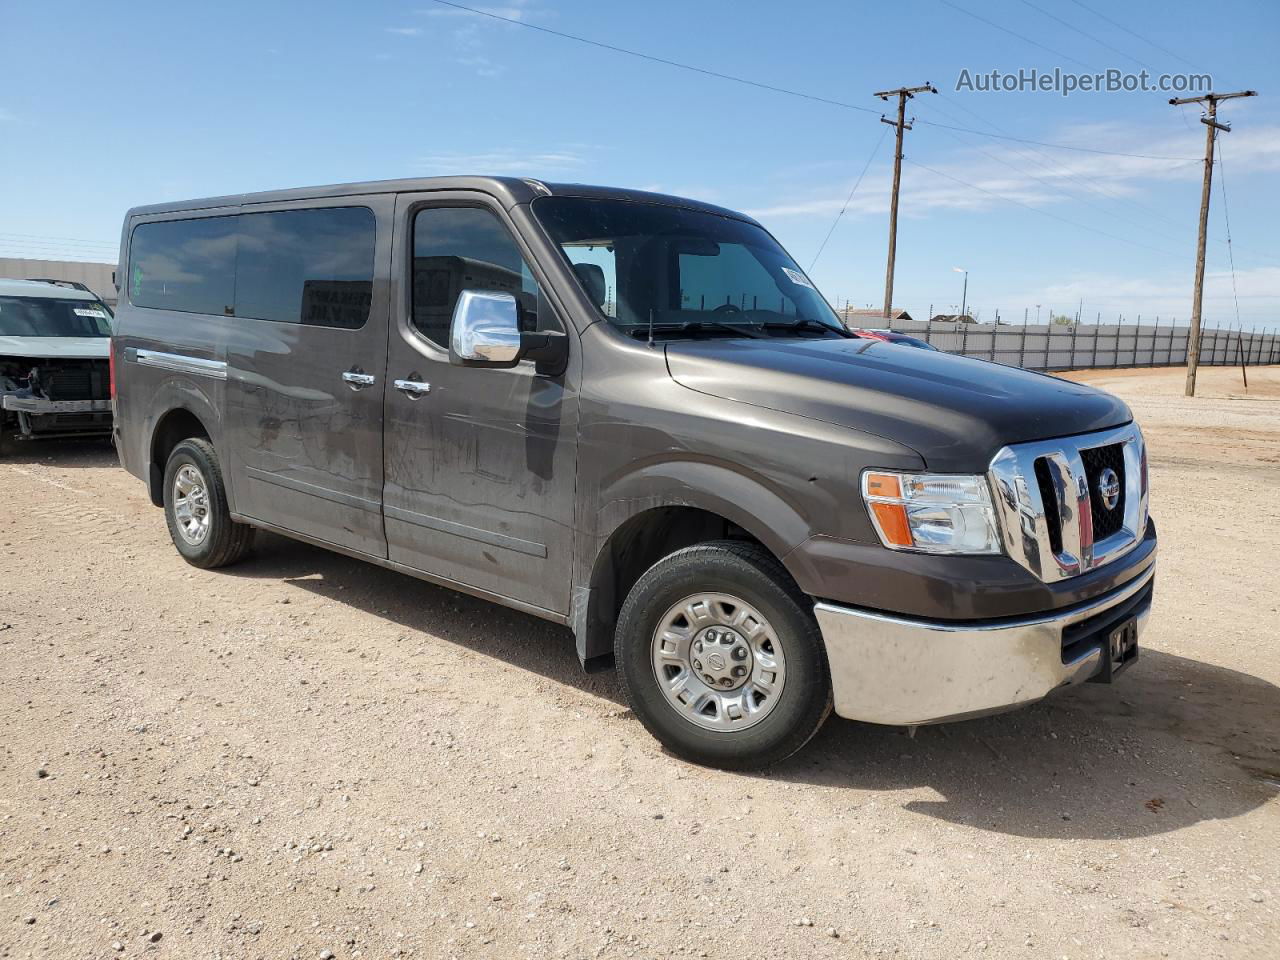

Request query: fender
[
  {"left": 596, "top": 457, "right": 810, "bottom": 562},
  {"left": 140, "top": 377, "right": 223, "bottom": 507},
  {"left": 571, "top": 457, "right": 813, "bottom": 664}
]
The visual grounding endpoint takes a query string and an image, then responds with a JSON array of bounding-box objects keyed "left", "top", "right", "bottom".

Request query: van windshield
[
  {"left": 531, "top": 196, "right": 846, "bottom": 339},
  {"left": 0, "top": 297, "right": 112, "bottom": 338}
]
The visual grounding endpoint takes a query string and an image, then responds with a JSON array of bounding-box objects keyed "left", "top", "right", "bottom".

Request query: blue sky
[{"left": 3, "top": 0, "right": 1277, "bottom": 328}]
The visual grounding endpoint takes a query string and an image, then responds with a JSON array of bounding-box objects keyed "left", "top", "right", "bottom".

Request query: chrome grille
[
  {"left": 1080, "top": 443, "right": 1126, "bottom": 541},
  {"left": 988, "top": 424, "right": 1148, "bottom": 583}
]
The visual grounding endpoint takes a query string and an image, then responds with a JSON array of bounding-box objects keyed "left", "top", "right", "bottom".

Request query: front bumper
[
  {"left": 813, "top": 562, "right": 1154, "bottom": 725},
  {"left": 3, "top": 395, "right": 112, "bottom": 414}
]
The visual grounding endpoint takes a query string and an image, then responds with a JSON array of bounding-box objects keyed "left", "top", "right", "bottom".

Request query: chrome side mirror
[{"left": 449, "top": 290, "right": 522, "bottom": 367}]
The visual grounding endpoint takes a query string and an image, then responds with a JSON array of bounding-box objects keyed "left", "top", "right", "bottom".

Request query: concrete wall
[{"left": 0, "top": 258, "right": 118, "bottom": 307}]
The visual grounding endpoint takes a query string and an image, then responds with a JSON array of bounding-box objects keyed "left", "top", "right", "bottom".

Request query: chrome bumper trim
[
  {"left": 2, "top": 395, "right": 111, "bottom": 414},
  {"left": 814, "top": 563, "right": 1155, "bottom": 726},
  {"left": 133, "top": 349, "right": 227, "bottom": 380}
]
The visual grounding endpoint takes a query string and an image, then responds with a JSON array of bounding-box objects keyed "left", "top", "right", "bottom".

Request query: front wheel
[{"left": 615, "top": 541, "right": 831, "bottom": 770}]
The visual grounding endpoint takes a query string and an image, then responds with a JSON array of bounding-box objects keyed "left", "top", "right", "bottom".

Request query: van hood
[
  {"left": 0, "top": 336, "right": 111, "bottom": 359},
  {"left": 666, "top": 336, "right": 1132, "bottom": 472}
]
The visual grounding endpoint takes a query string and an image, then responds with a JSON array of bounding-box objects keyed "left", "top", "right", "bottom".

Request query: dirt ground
[{"left": 2, "top": 365, "right": 1277, "bottom": 960}]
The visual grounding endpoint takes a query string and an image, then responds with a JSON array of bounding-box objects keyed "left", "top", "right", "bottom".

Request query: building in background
[
  {"left": 839, "top": 306, "right": 915, "bottom": 326},
  {"left": 0, "top": 258, "right": 118, "bottom": 307}
]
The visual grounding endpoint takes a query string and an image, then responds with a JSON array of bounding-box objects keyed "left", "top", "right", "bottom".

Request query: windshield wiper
[
  {"left": 635, "top": 320, "right": 765, "bottom": 341},
  {"left": 760, "top": 318, "right": 854, "bottom": 338}
]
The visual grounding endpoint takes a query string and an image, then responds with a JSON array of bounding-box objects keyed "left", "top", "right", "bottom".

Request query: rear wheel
[
  {"left": 615, "top": 540, "right": 831, "bottom": 770},
  {"left": 163, "top": 438, "right": 254, "bottom": 568}
]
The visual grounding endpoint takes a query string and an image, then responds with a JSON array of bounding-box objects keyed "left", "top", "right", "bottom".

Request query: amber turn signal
[{"left": 869, "top": 501, "right": 913, "bottom": 548}]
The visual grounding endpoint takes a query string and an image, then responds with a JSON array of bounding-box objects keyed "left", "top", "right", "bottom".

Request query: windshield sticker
[
  {"left": 73, "top": 307, "right": 109, "bottom": 318},
  {"left": 781, "top": 267, "right": 815, "bottom": 289}
]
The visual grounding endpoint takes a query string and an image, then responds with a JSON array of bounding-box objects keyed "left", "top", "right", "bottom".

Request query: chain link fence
[{"left": 875, "top": 319, "right": 1279, "bottom": 371}]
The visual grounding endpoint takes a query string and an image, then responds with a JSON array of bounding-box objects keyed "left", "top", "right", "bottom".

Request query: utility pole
[
  {"left": 1169, "top": 89, "right": 1257, "bottom": 396},
  {"left": 875, "top": 82, "right": 937, "bottom": 318}
]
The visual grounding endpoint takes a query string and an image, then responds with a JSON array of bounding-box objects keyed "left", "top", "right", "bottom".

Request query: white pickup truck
[{"left": 0, "top": 278, "right": 114, "bottom": 453}]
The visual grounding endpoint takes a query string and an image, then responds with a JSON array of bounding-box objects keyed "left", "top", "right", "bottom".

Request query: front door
[
  {"left": 382, "top": 193, "right": 579, "bottom": 615},
  {"left": 224, "top": 196, "right": 391, "bottom": 557}
]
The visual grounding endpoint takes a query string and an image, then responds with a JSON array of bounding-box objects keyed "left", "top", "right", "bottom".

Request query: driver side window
[{"left": 411, "top": 205, "right": 553, "bottom": 347}]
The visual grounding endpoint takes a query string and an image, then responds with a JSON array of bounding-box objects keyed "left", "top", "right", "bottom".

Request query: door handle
[
  {"left": 342, "top": 370, "right": 376, "bottom": 390},
  {"left": 394, "top": 378, "right": 431, "bottom": 398}
]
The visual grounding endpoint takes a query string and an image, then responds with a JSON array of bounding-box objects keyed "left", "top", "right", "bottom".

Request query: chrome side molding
[
  {"left": 988, "top": 423, "right": 1149, "bottom": 583},
  {"left": 133, "top": 349, "right": 228, "bottom": 381}
]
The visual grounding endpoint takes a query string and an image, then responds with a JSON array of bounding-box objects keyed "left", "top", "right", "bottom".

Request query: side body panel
[
  {"left": 568, "top": 323, "right": 927, "bottom": 659},
  {"left": 381, "top": 191, "right": 582, "bottom": 615},
  {"left": 112, "top": 204, "right": 240, "bottom": 493},
  {"left": 222, "top": 194, "right": 394, "bottom": 557}
]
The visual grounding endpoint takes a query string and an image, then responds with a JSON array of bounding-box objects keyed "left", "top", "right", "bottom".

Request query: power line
[
  {"left": 936, "top": 0, "right": 1092, "bottom": 69},
  {"left": 0, "top": 243, "right": 117, "bottom": 258},
  {"left": 809, "top": 126, "right": 890, "bottom": 271},
  {"left": 0, "top": 231, "right": 117, "bottom": 247},
  {"left": 912, "top": 117, "right": 1198, "bottom": 161},
  {"left": 425, "top": 0, "right": 880, "bottom": 114},
  {"left": 1216, "top": 142, "right": 1243, "bottom": 329},
  {"left": 924, "top": 93, "right": 1279, "bottom": 269},
  {"left": 917, "top": 96, "right": 1202, "bottom": 236},
  {"left": 1017, "top": 0, "right": 1152, "bottom": 71},
  {"left": 914, "top": 109, "right": 1196, "bottom": 240},
  {"left": 1064, "top": 0, "right": 1204, "bottom": 73},
  {"left": 429, "top": 0, "right": 1209, "bottom": 164}
]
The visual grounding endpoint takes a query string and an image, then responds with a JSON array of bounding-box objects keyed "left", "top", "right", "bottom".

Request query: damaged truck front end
[{"left": 0, "top": 281, "right": 114, "bottom": 450}]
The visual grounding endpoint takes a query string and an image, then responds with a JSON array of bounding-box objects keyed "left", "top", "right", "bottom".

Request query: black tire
[
  {"left": 615, "top": 540, "right": 832, "bottom": 770},
  {"left": 162, "top": 438, "right": 255, "bottom": 568}
]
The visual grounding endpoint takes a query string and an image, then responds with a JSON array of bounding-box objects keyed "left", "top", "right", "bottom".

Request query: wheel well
[
  {"left": 580, "top": 507, "right": 771, "bottom": 664},
  {"left": 147, "top": 408, "right": 210, "bottom": 506}
]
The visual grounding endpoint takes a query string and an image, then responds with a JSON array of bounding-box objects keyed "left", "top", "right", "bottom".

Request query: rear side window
[
  {"left": 127, "top": 206, "right": 375, "bottom": 328},
  {"left": 129, "top": 216, "right": 237, "bottom": 315},
  {"left": 236, "top": 207, "right": 375, "bottom": 328}
]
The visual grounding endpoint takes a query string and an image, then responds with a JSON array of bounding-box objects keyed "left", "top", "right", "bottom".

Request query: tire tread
[
  {"left": 163, "top": 438, "right": 254, "bottom": 569},
  {"left": 614, "top": 539, "right": 832, "bottom": 770}
]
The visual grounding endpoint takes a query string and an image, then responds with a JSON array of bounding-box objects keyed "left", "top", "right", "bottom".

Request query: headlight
[{"left": 861, "top": 470, "right": 1002, "bottom": 555}]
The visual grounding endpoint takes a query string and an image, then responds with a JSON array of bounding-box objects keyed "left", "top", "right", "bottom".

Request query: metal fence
[{"left": 876, "top": 319, "right": 1279, "bottom": 371}]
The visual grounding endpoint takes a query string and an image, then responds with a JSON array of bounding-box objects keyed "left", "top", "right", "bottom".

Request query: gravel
[{"left": 1, "top": 366, "right": 1277, "bottom": 959}]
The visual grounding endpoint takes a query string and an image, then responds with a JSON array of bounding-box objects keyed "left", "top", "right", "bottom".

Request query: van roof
[
  {"left": 124, "top": 176, "right": 759, "bottom": 226},
  {"left": 0, "top": 277, "right": 101, "bottom": 300}
]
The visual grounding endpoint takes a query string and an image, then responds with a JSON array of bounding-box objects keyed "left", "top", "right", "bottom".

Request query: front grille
[
  {"left": 39, "top": 361, "right": 109, "bottom": 401},
  {"left": 1081, "top": 443, "right": 1126, "bottom": 540},
  {"left": 988, "top": 424, "right": 1146, "bottom": 584},
  {"left": 1033, "top": 458, "right": 1063, "bottom": 555}
]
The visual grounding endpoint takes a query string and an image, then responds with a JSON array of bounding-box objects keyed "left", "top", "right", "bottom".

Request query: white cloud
[
  {"left": 747, "top": 122, "right": 1280, "bottom": 225},
  {"left": 410, "top": 0, "right": 542, "bottom": 77},
  {"left": 385, "top": 26, "right": 423, "bottom": 36},
  {"left": 415, "top": 148, "right": 588, "bottom": 175},
  {"left": 455, "top": 55, "right": 504, "bottom": 78},
  {"left": 419, "top": 2, "right": 531, "bottom": 18}
]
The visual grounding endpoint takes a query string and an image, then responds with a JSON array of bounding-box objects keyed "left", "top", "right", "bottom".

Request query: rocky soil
[{"left": 1, "top": 365, "right": 1277, "bottom": 959}]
